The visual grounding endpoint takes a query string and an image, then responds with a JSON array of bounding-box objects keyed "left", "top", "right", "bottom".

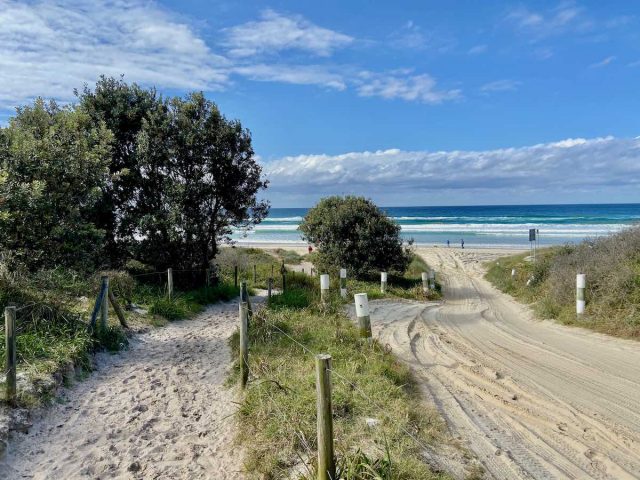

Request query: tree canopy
[{"left": 299, "top": 196, "right": 411, "bottom": 278}]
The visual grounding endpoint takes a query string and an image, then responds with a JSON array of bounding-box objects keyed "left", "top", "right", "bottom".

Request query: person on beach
[
  {"left": 308, "top": 245, "right": 313, "bottom": 254},
  {"left": 447, "top": 240, "right": 450, "bottom": 248},
  {"left": 461, "top": 239, "right": 465, "bottom": 249}
]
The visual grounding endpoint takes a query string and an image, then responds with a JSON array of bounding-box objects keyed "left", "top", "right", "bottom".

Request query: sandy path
[
  {"left": 0, "top": 302, "right": 244, "bottom": 480},
  {"left": 354, "top": 247, "right": 640, "bottom": 479}
]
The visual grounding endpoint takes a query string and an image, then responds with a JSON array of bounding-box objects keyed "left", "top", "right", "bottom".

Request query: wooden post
[
  {"left": 421, "top": 272, "right": 429, "bottom": 294},
  {"left": 253, "top": 264, "right": 257, "bottom": 283},
  {"left": 206, "top": 268, "right": 210, "bottom": 287},
  {"left": 281, "top": 261, "right": 287, "bottom": 293},
  {"left": 380, "top": 272, "right": 387, "bottom": 294},
  {"left": 428, "top": 270, "right": 435, "bottom": 290},
  {"left": 268, "top": 277, "right": 273, "bottom": 300},
  {"left": 5, "top": 306, "right": 16, "bottom": 405},
  {"left": 108, "top": 291, "right": 129, "bottom": 328},
  {"left": 320, "top": 274, "right": 330, "bottom": 305},
  {"left": 234, "top": 265, "right": 239, "bottom": 288},
  {"left": 271, "top": 264, "right": 274, "bottom": 277},
  {"left": 576, "top": 274, "right": 586, "bottom": 315},
  {"left": 315, "top": 354, "right": 335, "bottom": 480},
  {"left": 167, "top": 268, "right": 173, "bottom": 298},
  {"left": 100, "top": 276, "right": 109, "bottom": 330},
  {"left": 339, "top": 268, "right": 347, "bottom": 298},
  {"left": 240, "top": 281, "right": 247, "bottom": 302},
  {"left": 354, "top": 293, "right": 372, "bottom": 340},
  {"left": 239, "top": 302, "right": 249, "bottom": 388}
]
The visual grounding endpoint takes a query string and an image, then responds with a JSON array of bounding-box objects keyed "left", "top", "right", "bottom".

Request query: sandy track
[
  {"left": 360, "top": 248, "right": 640, "bottom": 479},
  {"left": 0, "top": 303, "right": 244, "bottom": 480}
]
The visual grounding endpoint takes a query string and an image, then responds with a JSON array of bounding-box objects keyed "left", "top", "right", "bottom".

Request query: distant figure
[
  {"left": 308, "top": 245, "right": 313, "bottom": 254},
  {"left": 461, "top": 239, "right": 465, "bottom": 249},
  {"left": 447, "top": 240, "right": 450, "bottom": 248}
]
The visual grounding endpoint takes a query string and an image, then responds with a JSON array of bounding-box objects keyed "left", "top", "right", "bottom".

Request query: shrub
[{"left": 299, "top": 196, "right": 411, "bottom": 279}]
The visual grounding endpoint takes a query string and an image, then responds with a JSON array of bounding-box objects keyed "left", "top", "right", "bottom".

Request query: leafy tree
[
  {"left": 135, "top": 92, "right": 269, "bottom": 270},
  {"left": 76, "top": 76, "right": 161, "bottom": 263},
  {"left": 0, "top": 99, "right": 112, "bottom": 270},
  {"left": 299, "top": 196, "right": 411, "bottom": 278}
]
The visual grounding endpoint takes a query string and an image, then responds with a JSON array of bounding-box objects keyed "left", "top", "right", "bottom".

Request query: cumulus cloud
[
  {"left": 222, "top": 9, "right": 353, "bottom": 57},
  {"left": 355, "top": 71, "right": 461, "bottom": 104},
  {"left": 264, "top": 137, "right": 640, "bottom": 199},
  {"left": 0, "top": 0, "right": 229, "bottom": 110}
]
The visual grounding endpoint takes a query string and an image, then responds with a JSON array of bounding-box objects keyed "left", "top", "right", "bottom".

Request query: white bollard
[
  {"left": 380, "top": 272, "right": 388, "bottom": 293},
  {"left": 421, "top": 272, "right": 429, "bottom": 293},
  {"left": 428, "top": 270, "right": 435, "bottom": 289},
  {"left": 340, "top": 268, "right": 347, "bottom": 298},
  {"left": 511, "top": 268, "right": 516, "bottom": 278},
  {"left": 576, "top": 274, "right": 586, "bottom": 315},
  {"left": 354, "top": 293, "right": 372, "bottom": 340},
  {"left": 320, "top": 274, "right": 330, "bottom": 304}
]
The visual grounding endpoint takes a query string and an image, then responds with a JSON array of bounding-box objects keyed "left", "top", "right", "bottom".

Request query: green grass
[
  {"left": 230, "top": 300, "right": 451, "bottom": 479},
  {"left": 273, "top": 248, "right": 304, "bottom": 265},
  {"left": 485, "top": 227, "right": 640, "bottom": 339}
]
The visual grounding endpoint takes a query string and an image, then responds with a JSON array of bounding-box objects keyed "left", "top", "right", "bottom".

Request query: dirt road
[
  {"left": 367, "top": 247, "right": 640, "bottom": 479},
  {"left": 0, "top": 303, "right": 244, "bottom": 480}
]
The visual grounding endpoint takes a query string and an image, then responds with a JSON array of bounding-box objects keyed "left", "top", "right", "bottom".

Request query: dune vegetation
[{"left": 485, "top": 226, "right": 640, "bottom": 339}]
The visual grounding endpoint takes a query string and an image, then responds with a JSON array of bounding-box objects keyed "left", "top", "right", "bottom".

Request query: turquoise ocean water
[{"left": 233, "top": 204, "right": 640, "bottom": 248}]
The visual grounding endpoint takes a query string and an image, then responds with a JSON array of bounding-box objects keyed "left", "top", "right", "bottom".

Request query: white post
[
  {"left": 354, "top": 293, "right": 372, "bottom": 340},
  {"left": 421, "top": 272, "right": 429, "bottom": 293},
  {"left": 320, "top": 274, "right": 330, "bottom": 304},
  {"left": 576, "top": 274, "right": 586, "bottom": 315},
  {"left": 428, "top": 270, "right": 435, "bottom": 289},
  {"left": 167, "top": 268, "right": 174, "bottom": 298},
  {"left": 339, "top": 268, "right": 347, "bottom": 298},
  {"left": 380, "top": 272, "right": 387, "bottom": 293},
  {"left": 511, "top": 268, "right": 516, "bottom": 278}
]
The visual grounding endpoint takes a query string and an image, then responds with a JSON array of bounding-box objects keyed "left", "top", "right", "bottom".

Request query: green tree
[
  {"left": 299, "top": 196, "right": 411, "bottom": 278},
  {"left": 0, "top": 99, "right": 112, "bottom": 270},
  {"left": 135, "top": 92, "right": 269, "bottom": 270}
]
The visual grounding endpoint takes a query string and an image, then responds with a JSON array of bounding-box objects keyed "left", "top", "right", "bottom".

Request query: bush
[{"left": 299, "top": 196, "right": 411, "bottom": 279}]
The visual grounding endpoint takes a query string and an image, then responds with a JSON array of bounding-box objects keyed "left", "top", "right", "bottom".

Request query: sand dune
[
  {"left": 353, "top": 247, "right": 640, "bottom": 479},
  {"left": 0, "top": 303, "right": 244, "bottom": 480}
]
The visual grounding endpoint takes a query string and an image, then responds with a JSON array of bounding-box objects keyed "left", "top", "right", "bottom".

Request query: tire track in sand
[
  {"left": 0, "top": 302, "right": 244, "bottom": 480},
  {"left": 351, "top": 248, "right": 640, "bottom": 479}
]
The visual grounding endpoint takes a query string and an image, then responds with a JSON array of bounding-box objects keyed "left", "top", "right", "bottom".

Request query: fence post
[
  {"left": 380, "top": 272, "right": 387, "bottom": 294},
  {"left": 511, "top": 268, "right": 516, "bottom": 279},
  {"left": 429, "top": 270, "right": 435, "bottom": 290},
  {"left": 268, "top": 277, "right": 273, "bottom": 300},
  {"left": 421, "top": 272, "right": 429, "bottom": 294},
  {"left": 320, "top": 274, "right": 330, "bottom": 305},
  {"left": 206, "top": 268, "right": 210, "bottom": 287},
  {"left": 239, "top": 302, "right": 249, "bottom": 388},
  {"left": 167, "top": 268, "right": 174, "bottom": 298},
  {"left": 315, "top": 354, "right": 335, "bottom": 480},
  {"left": 253, "top": 264, "right": 257, "bottom": 283},
  {"left": 281, "top": 261, "right": 287, "bottom": 293},
  {"left": 5, "top": 306, "right": 17, "bottom": 405},
  {"left": 100, "top": 276, "right": 109, "bottom": 330},
  {"left": 234, "top": 265, "right": 239, "bottom": 288},
  {"left": 576, "top": 274, "right": 586, "bottom": 315},
  {"left": 354, "top": 293, "right": 372, "bottom": 340},
  {"left": 240, "top": 281, "right": 247, "bottom": 302},
  {"left": 340, "top": 268, "right": 347, "bottom": 298}
]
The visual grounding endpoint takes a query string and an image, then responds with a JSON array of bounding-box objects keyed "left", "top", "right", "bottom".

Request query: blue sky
[{"left": 1, "top": 0, "right": 640, "bottom": 206}]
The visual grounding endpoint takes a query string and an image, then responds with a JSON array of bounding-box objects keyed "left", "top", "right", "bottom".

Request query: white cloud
[
  {"left": 389, "top": 21, "right": 456, "bottom": 53},
  {"left": 505, "top": 3, "right": 589, "bottom": 40},
  {"left": 222, "top": 9, "right": 353, "bottom": 57},
  {"left": 264, "top": 137, "right": 640, "bottom": 198},
  {"left": 590, "top": 56, "right": 616, "bottom": 68},
  {"left": 356, "top": 72, "right": 461, "bottom": 104},
  {"left": 468, "top": 44, "right": 488, "bottom": 55},
  {"left": 232, "top": 64, "right": 347, "bottom": 90},
  {"left": 0, "top": 0, "right": 229, "bottom": 110},
  {"left": 480, "top": 79, "right": 521, "bottom": 93}
]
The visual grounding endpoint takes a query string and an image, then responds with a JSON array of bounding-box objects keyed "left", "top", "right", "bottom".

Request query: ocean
[{"left": 233, "top": 204, "right": 640, "bottom": 248}]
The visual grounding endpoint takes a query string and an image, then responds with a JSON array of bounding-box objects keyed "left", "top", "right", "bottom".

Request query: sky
[{"left": 1, "top": 0, "right": 640, "bottom": 207}]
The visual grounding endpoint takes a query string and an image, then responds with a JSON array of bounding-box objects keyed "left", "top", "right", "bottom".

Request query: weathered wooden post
[
  {"left": 339, "top": 268, "right": 347, "bottom": 298},
  {"left": 421, "top": 272, "right": 429, "bottom": 294},
  {"left": 268, "top": 277, "right": 273, "bottom": 300},
  {"left": 100, "top": 275, "right": 109, "bottom": 330},
  {"left": 354, "top": 293, "right": 372, "bottom": 340},
  {"left": 253, "top": 264, "right": 257, "bottom": 283},
  {"left": 234, "top": 265, "right": 239, "bottom": 288},
  {"left": 380, "top": 272, "right": 387, "bottom": 294},
  {"left": 239, "top": 302, "right": 249, "bottom": 388},
  {"left": 206, "top": 268, "right": 211, "bottom": 287},
  {"left": 240, "top": 281, "right": 248, "bottom": 302},
  {"left": 271, "top": 264, "right": 274, "bottom": 277},
  {"left": 428, "top": 270, "right": 435, "bottom": 290},
  {"left": 576, "top": 274, "right": 586, "bottom": 315},
  {"left": 167, "top": 268, "right": 173, "bottom": 298},
  {"left": 315, "top": 354, "right": 335, "bottom": 480},
  {"left": 5, "top": 306, "right": 16, "bottom": 405},
  {"left": 320, "top": 274, "right": 330, "bottom": 304},
  {"left": 281, "top": 261, "right": 287, "bottom": 293}
]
